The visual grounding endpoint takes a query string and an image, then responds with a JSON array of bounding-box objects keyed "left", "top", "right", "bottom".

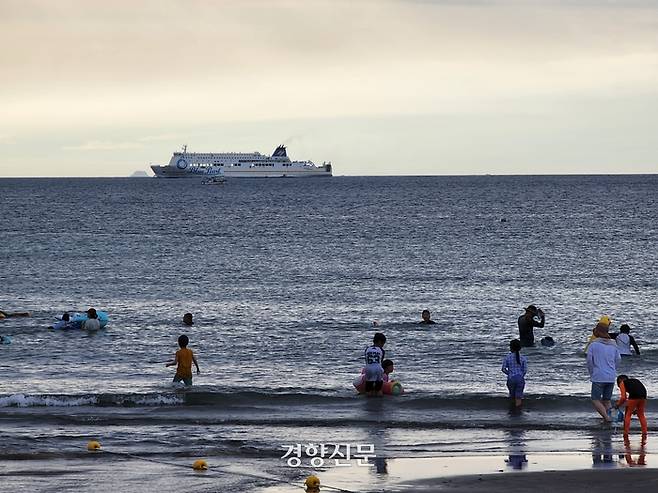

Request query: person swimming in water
[
  {"left": 0, "top": 310, "right": 31, "bottom": 319},
  {"left": 419, "top": 309, "right": 436, "bottom": 325}
]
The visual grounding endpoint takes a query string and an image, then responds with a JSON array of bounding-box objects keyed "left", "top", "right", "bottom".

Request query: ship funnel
[{"left": 272, "top": 145, "right": 287, "bottom": 158}]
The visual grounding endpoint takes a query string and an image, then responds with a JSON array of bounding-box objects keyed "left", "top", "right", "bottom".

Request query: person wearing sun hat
[
  {"left": 586, "top": 318, "right": 621, "bottom": 422},
  {"left": 584, "top": 315, "right": 613, "bottom": 352},
  {"left": 518, "top": 304, "right": 545, "bottom": 347}
]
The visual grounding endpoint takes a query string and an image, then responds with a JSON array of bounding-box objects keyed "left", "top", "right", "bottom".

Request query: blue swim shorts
[
  {"left": 591, "top": 382, "right": 614, "bottom": 401},
  {"left": 507, "top": 376, "right": 525, "bottom": 399}
]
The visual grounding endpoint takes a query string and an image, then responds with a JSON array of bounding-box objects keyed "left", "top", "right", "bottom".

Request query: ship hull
[{"left": 151, "top": 165, "right": 332, "bottom": 179}]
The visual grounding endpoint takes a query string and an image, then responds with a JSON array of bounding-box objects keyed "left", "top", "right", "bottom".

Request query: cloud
[
  {"left": 137, "top": 133, "right": 182, "bottom": 142},
  {"left": 62, "top": 140, "right": 144, "bottom": 151}
]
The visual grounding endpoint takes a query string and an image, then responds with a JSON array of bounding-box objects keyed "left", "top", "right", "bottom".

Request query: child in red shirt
[{"left": 615, "top": 374, "right": 648, "bottom": 436}]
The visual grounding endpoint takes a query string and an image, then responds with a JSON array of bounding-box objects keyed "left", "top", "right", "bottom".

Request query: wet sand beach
[{"left": 408, "top": 468, "right": 658, "bottom": 493}]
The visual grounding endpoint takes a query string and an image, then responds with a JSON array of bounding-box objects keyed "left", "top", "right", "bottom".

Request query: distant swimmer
[
  {"left": 81, "top": 308, "right": 100, "bottom": 331},
  {"left": 0, "top": 310, "right": 31, "bottom": 319},
  {"left": 182, "top": 313, "right": 194, "bottom": 326},
  {"left": 518, "top": 305, "right": 544, "bottom": 347},
  {"left": 540, "top": 336, "right": 555, "bottom": 347},
  {"left": 419, "top": 309, "right": 436, "bottom": 325},
  {"left": 610, "top": 324, "right": 640, "bottom": 356},
  {"left": 49, "top": 312, "right": 71, "bottom": 330}
]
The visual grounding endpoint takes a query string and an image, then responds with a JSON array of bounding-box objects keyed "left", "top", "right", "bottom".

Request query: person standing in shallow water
[
  {"left": 518, "top": 305, "right": 544, "bottom": 347},
  {"left": 502, "top": 339, "right": 527, "bottom": 410},
  {"left": 586, "top": 323, "right": 621, "bottom": 422},
  {"left": 419, "top": 310, "right": 436, "bottom": 325}
]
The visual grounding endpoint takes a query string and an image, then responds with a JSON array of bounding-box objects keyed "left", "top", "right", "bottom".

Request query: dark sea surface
[{"left": 1, "top": 175, "right": 657, "bottom": 492}]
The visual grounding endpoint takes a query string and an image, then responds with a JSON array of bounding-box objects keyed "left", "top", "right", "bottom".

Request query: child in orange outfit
[{"left": 615, "top": 374, "right": 648, "bottom": 436}]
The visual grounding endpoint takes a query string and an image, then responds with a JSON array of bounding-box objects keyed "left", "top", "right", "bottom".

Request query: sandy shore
[{"left": 408, "top": 468, "right": 658, "bottom": 493}]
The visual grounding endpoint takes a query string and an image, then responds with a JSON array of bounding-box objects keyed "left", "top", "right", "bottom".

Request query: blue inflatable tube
[
  {"left": 71, "top": 311, "right": 109, "bottom": 328},
  {"left": 51, "top": 311, "right": 109, "bottom": 329}
]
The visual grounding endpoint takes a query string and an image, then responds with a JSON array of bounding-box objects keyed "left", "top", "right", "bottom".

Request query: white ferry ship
[{"left": 150, "top": 145, "right": 332, "bottom": 179}]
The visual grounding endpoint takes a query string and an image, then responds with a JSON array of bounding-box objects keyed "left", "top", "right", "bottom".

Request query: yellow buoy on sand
[
  {"left": 305, "top": 475, "right": 321, "bottom": 491},
  {"left": 192, "top": 459, "right": 208, "bottom": 471},
  {"left": 87, "top": 440, "right": 102, "bottom": 451}
]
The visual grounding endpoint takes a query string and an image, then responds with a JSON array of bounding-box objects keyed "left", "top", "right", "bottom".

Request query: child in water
[
  {"left": 502, "top": 339, "right": 527, "bottom": 410},
  {"left": 382, "top": 359, "right": 394, "bottom": 382},
  {"left": 615, "top": 374, "right": 648, "bottom": 436},
  {"left": 166, "top": 334, "right": 200, "bottom": 386},
  {"left": 354, "top": 358, "right": 395, "bottom": 393},
  {"left": 364, "top": 332, "right": 386, "bottom": 396}
]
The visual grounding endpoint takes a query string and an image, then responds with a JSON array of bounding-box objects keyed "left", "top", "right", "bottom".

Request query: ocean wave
[
  {"left": 0, "top": 392, "right": 183, "bottom": 408},
  {"left": 1, "top": 390, "right": 654, "bottom": 413}
]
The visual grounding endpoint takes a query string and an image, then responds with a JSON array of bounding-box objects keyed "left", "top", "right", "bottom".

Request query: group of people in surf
[
  {"left": 507, "top": 305, "right": 646, "bottom": 437},
  {"left": 358, "top": 310, "right": 437, "bottom": 396}
]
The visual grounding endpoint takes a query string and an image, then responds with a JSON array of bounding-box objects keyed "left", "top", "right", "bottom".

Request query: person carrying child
[
  {"left": 502, "top": 339, "right": 527, "bottom": 410},
  {"left": 166, "top": 334, "right": 200, "bottom": 386},
  {"left": 364, "top": 332, "right": 386, "bottom": 396},
  {"left": 615, "top": 374, "right": 648, "bottom": 436}
]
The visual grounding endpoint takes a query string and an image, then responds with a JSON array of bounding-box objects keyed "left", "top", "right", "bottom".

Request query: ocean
[{"left": 1, "top": 175, "right": 657, "bottom": 492}]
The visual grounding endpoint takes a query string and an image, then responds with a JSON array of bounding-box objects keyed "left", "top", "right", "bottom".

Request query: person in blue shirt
[{"left": 502, "top": 339, "right": 528, "bottom": 410}]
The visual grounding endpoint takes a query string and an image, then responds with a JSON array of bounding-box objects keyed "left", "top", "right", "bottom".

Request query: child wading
[
  {"left": 502, "top": 339, "right": 527, "bottom": 410},
  {"left": 615, "top": 374, "right": 648, "bottom": 436},
  {"left": 166, "top": 334, "right": 200, "bottom": 386},
  {"left": 364, "top": 332, "right": 386, "bottom": 396}
]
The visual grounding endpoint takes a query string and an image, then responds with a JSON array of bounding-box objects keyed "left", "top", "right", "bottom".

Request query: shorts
[
  {"left": 365, "top": 380, "right": 383, "bottom": 392},
  {"left": 591, "top": 382, "right": 614, "bottom": 401},
  {"left": 174, "top": 374, "right": 193, "bottom": 386},
  {"left": 364, "top": 365, "right": 384, "bottom": 382},
  {"left": 507, "top": 376, "right": 525, "bottom": 399}
]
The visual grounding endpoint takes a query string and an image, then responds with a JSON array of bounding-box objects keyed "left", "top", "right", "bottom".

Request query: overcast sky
[{"left": 1, "top": 0, "right": 657, "bottom": 176}]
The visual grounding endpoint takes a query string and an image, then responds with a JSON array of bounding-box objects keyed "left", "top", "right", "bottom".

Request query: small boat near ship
[
  {"left": 151, "top": 145, "right": 332, "bottom": 179},
  {"left": 201, "top": 175, "right": 226, "bottom": 185}
]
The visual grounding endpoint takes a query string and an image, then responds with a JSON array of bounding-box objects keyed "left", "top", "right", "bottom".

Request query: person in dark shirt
[
  {"left": 419, "top": 309, "right": 436, "bottom": 325},
  {"left": 518, "top": 305, "right": 545, "bottom": 347},
  {"left": 615, "top": 374, "right": 648, "bottom": 436}
]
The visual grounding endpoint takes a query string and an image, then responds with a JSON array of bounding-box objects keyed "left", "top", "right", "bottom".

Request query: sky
[{"left": 1, "top": 0, "right": 657, "bottom": 177}]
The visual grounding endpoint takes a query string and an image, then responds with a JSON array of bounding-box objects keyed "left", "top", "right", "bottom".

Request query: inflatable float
[
  {"left": 49, "top": 311, "right": 109, "bottom": 330},
  {"left": 353, "top": 374, "right": 404, "bottom": 396}
]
